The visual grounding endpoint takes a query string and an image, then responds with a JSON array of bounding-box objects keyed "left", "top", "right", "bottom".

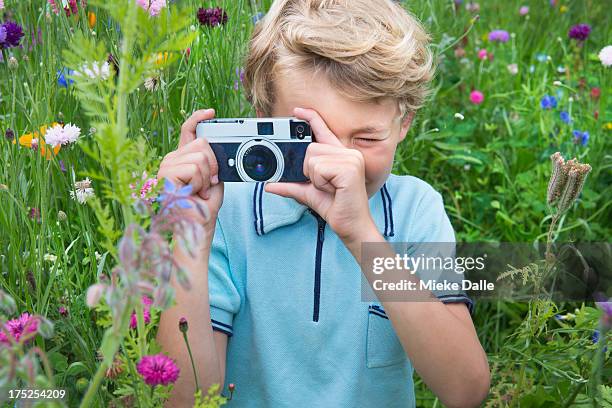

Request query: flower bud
[
  {"left": 86, "top": 283, "right": 107, "bottom": 308},
  {"left": 57, "top": 210, "right": 67, "bottom": 221},
  {"left": 179, "top": 317, "right": 189, "bottom": 333},
  {"left": 8, "top": 56, "right": 18, "bottom": 70}
]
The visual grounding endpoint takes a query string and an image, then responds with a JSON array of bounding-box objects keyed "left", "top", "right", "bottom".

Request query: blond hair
[{"left": 242, "top": 0, "right": 436, "bottom": 121}]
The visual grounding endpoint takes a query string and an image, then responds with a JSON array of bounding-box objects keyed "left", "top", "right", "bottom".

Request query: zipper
[{"left": 310, "top": 209, "right": 326, "bottom": 322}]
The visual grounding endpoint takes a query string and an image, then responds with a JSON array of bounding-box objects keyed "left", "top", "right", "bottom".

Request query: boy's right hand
[{"left": 157, "top": 109, "right": 224, "bottom": 237}]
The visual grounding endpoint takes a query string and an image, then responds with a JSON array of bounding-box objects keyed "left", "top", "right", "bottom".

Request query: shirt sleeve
[
  {"left": 208, "top": 217, "right": 241, "bottom": 336},
  {"left": 409, "top": 189, "right": 475, "bottom": 314}
]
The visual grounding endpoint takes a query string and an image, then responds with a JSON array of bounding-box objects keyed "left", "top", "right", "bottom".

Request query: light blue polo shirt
[{"left": 208, "top": 173, "right": 473, "bottom": 407}]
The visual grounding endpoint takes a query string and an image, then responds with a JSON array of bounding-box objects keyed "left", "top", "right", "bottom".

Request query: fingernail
[{"left": 211, "top": 174, "right": 219, "bottom": 185}]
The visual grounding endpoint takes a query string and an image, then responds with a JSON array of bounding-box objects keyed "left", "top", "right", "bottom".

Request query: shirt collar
[{"left": 252, "top": 181, "right": 395, "bottom": 238}]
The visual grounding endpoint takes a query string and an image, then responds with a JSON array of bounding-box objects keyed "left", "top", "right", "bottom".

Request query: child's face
[{"left": 257, "top": 69, "right": 414, "bottom": 197}]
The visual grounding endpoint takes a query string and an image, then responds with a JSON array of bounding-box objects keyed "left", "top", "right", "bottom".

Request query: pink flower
[
  {"left": 0, "top": 312, "right": 39, "bottom": 345},
  {"left": 470, "top": 90, "right": 484, "bottom": 104},
  {"left": 130, "top": 296, "right": 153, "bottom": 329},
  {"left": 136, "top": 353, "right": 180, "bottom": 386},
  {"left": 477, "top": 49, "right": 488, "bottom": 60},
  {"left": 519, "top": 6, "right": 529, "bottom": 15},
  {"left": 0, "top": 0, "right": 4, "bottom": 10},
  {"left": 136, "top": 0, "right": 166, "bottom": 17}
]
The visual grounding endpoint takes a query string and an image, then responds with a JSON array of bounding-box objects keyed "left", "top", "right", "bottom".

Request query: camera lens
[
  {"left": 242, "top": 145, "right": 278, "bottom": 181},
  {"left": 296, "top": 124, "right": 305, "bottom": 134}
]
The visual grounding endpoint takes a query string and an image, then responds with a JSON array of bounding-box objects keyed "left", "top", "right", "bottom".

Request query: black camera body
[{"left": 196, "top": 117, "right": 312, "bottom": 182}]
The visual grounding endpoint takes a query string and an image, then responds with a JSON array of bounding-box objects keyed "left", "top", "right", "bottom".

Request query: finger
[
  {"left": 264, "top": 182, "right": 311, "bottom": 206},
  {"left": 293, "top": 107, "right": 344, "bottom": 147},
  {"left": 160, "top": 164, "right": 203, "bottom": 195},
  {"left": 179, "top": 108, "right": 216, "bottom": 148},
  {"left": 303, "top": 143, "right": 353, "bottom": 179},
  {"left": 170, "top": 152, "right": 212, "bottom": 193},
  {"left": 174, "top": 138, "right": 220, "bottom": 184},
  {"left": 306, "top": 157, "right": 337, "bottom": 194}
]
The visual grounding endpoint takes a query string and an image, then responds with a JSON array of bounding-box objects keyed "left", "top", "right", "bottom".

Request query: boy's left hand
[{"left": 265, "top": 107, "right": 378, "bottom": 245}]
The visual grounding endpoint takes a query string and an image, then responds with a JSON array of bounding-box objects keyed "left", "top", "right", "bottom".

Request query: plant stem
[
  {"left": 79, "top": 360, "right": 108, "bottom": 408},
  {"left": 182, "top": 331, "right": 201, "bottom": 392}
]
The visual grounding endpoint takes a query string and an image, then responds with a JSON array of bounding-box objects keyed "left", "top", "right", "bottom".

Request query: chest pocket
[{"left": 366, "top": 304, "right": 407, "bottom": 368}]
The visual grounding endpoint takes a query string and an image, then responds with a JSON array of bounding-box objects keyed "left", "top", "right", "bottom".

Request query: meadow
[{"left": 0, "top": 0, "right": 610, "bottom": 406}]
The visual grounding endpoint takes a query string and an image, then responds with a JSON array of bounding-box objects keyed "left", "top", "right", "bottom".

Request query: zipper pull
[{"left": 317, "top": 219, "right": 325, "bottom": 242}]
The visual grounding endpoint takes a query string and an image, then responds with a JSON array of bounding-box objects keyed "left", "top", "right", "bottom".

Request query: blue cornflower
[
  {"left": 572, "top": 130, "right": 589, "bottom": 146},
  {"left": 57, "top": 68, "right": 74, "bottom": 88},
  {"left": 251, "top": 11, "right": 265, "bottom": 24},
  {"left": 156, "top": 178, "right": 193, "bottom": 209},
  {"left": 540, "top": 95, "right": 558, "bottom": 110},
  {"left": 560, "top": 111, "right": 571, "bottom": 124},
  {"left": 592, "top": 330, "right": 609, "bottom": 352}
]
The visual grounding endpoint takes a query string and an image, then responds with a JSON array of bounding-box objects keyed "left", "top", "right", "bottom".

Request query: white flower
[
  {"left": 70, "top": 177, "right": 95, "bottom": 204},
  {"left": 45, "top": 123, "right": 81, "bottom": 148},
  {"left": 75, "top": 61, "right": 110, "bottom": 80},
  {"left": 454, "top": 113, "right": 465, "bottom": 120},
  {"left": 598, "top": 45, "right": 612, "bottom": 67},
  {"left": 144, "top": 76, "right": 159, "bottom": 91},
  {"left": 95, "top": 251, "right": 102, "bottom": 262},
  {"left": 507, "top": 63, "right": 518, "bottom": 75},
  {"left": 43, "top": 254, "right": 57, "bottom": 263},
  {"left": 553, "top": 80, "right": 562, "bottom": 86}
]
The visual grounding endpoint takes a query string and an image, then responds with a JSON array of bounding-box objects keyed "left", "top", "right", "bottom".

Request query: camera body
[{"left": 195, "top": 117, "right": 312, "bottom": 182}]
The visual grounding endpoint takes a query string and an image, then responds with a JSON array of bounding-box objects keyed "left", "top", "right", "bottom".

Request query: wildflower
[
  {"left": 136, "top": 353, "right": 180, "bottom": 386},
  {"left": 465, "top": 2, "right": 479, "bottom": 13},
  {"left": 540, "top": 95, "right": 557, "bottom": 110},
  {"left": 136, "top": 0, "right": 166, "bottom": 17},
  {"left": 568, "top": 24, "right": 591, "bottom": 41},
  {"left": 590, "top": 87, "right": 600, "bottom": 100},
  {"left": 43, "top": 253, "right": 58, "bottom": 263},
  {"left": 252, "top": 11, "right": 265, "bottom": 24},
  {"left": 179, "top": 317, "right": 188, "bottom": 333},
  {"left": 4, "top": 128, "right": 14, "bottom": 141},
  {"left": 560, "top": 111, "right": 571, "bottom": 124},
  {"left": 129, "top": 296, "right": 153, "bottom": 330},
  {"left": 454, "top": 113, "right": 465, "bottom": 120},
  {"left": 234, "top": 67, "right": 245, "bottom": 90},
  {"left": 228, "top": 383, "right": 235, "bottom": 400},
  {"left": 86, "top": 283, "right": 106, "bottom": 308},
  {"left": 595, "top": 296, "right": 612, "bottom": 328},
  {"left": 88, "top": 11, "right": 96, "bottom": 28},
  {"left": 547, "top": 152, "right": 592, "bottom": 213},
  {"left": 108, "top": 53, "right": 120, "bottom": 77},
  {"left": 0, "top": 312, "right": 39, "bottom": 345},
  {"left": 197, "top": 7, "right": 228, "bottom": 27},
  {"left": 7, "top": 56, "right": 18, "bottom": 69},
  {"left": 57, "top": 68, "right": 75, "bottom": 88},
  {"left": 488, "top": 30, "right": 509, "bottom": 43},
  {"left": 0, "top": 21, "right": 24, "bottom": 49},
  {"left": 156, "top": 178, "right": 193, "bottom": 210},
  {"left": 477, "top": 49, "right": 488, "bottom": 60},
  {"left": 74, "top": 61, "right": 111, "bottom": 80},
  {"left": 59, "top": 160, "right": 66, "bottom": 173},
  {"left": 144, "top": 76, "right": 160, "bottom": 91},
  {"left": 598, "top": 45, "right": 612, "bottom": 67},
  {"left": 536, "top": 53, "right": 547, "bottom": 63},
  {"left": 507, "top": 63, "right": 518, "bottom": 75},
  {"left": 28, "top": 207, "right": 41, "bottom": 222},
  {"left": 45, "top": 123, "right": 81, "bottom": 147},
  {"left": 554, "top": 313, "right": 575, "bottom": 321},
  {"left": 454, "top": 47, "right": 466, "bottom": 58},
  {"left": 70, "top": 178, "right": 95, "bottom": 204},
  {"left": 0, "top": 0, "right": 3, "bottom": 10},
  {"left": 58, "top": 306, "right": 68, "bottom": 317},
  {"left": 559, "top": 5, "right": 568, "bottom": 13},
  {"left": 469, "top": 90, "right": 484, "bottom": 105},
  {"left": 519, "top": 6, "right": 529, "bottom": 15},
  {"left": 572, "top": 130, "right": 589, "bottom": 146}
]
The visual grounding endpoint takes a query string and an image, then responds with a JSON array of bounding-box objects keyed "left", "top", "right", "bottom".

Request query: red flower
[{"left": 591, "top": 87, "right": 601, "bottom": 100}]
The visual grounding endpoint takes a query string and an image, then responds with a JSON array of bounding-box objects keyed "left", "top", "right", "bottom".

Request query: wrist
[{"left": 342, "top": 216, "right": 384, "bottom": 262}]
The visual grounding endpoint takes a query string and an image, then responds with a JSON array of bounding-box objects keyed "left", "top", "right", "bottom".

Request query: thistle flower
[
  {"left": 488, "top": 30, "right": 509, "bottom": 43},
  {"left": 598, "top": 45, "right": 612, "bottom": 67},
  {"left": 568, "top": 23, "right": 591, "bottom": 41},
  {"left": 45, "top": 123, "right": 81, "bottom": 148},
  {"left": 136, "top": 353, "right": 180, "bottom": 386},
  {"left": 70, "top": 178, "right": 95, "bottom": 204},
  {"left": 540, "top": 95, "right": 557, "bottom": 110},
  {"left": 469, "top": 90, "right": 484, "bottom": 105},
  {"left": 0, "top": 312, "right": 39, "bottom": 345},
  {"left": 197, "top": 7, "right": 228, "bottom": 27},
  {"left": 0, "top": 21, "right": 24, "bottom": 49}
]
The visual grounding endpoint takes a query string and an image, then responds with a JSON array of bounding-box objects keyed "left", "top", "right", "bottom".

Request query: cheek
[{"left": 361, "top": 144, "right": 396, "bottom": 179}]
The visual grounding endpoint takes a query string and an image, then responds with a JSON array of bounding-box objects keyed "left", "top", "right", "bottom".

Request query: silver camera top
[{"left": 196, "top": 117, "right": 312, "bottom": 142}]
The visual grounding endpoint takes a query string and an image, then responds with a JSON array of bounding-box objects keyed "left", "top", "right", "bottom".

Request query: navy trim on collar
[{"left": 252, "top": 181, "right": 395, "bottom": 238}]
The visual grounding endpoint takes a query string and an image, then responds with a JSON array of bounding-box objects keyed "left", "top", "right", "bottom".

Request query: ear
[{"left": 398, "top": 111, "right": 415, "bottom": 142}]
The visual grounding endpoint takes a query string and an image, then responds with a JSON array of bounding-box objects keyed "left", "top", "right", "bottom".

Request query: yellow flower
[
  {"left": 604, "top": 122, "right": 612, "bottom": 131},
  {"left": 156, "top": 52, "right": 169, "bottom": 66},
  {"left": 13, "top": 123, "right": 61, "bottom": 159},
  {"left": 560, "top": 5, "right": 568, "bottom": 13},
  {"left": 88, "top": 11, "right": 96, "bottom": 29}
]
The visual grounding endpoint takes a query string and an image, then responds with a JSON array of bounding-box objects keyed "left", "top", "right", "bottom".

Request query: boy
[{"left": 157, "top": 0, "right": 490, "bottom": 406}]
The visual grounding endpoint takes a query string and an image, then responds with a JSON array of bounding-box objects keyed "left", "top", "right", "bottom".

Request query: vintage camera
[{"left": 195, "top": 117, "right": 312, "bottom": 182}]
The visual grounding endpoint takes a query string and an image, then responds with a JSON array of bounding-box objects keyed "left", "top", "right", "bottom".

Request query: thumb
[{"left": 264, "top": 182, "right": 310, "bottom": 206}]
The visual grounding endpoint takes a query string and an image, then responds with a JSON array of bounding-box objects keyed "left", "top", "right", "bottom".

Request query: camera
[{"left": 195, "top": 117, "right": 312, "bottom": 182}]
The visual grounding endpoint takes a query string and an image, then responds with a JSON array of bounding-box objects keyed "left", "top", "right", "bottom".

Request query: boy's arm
[
  {"left": 345, "top": 231, "right": 490, "bottom": 408},
  {"left": 157, "top": 234, "right": 227, "bottom": 407}
]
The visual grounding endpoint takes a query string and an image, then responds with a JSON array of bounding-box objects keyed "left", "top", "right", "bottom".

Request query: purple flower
[
  {"left": 136, "top": 353, "right": 180, "bottom": 386},
  {"left": 156, "top": 178, "right": 193, "bottom": 210},
  {"left": 540, "top": 95, "right": 557, "bottom": 110},
  {"left": 197, "top": 7, "right": 228, "bottom": 27},
  {"left": 233, "top": 67, "right": 245, "bottom": 90},
  {"left": 488, "top": 30, "right": 510, "bottom": 43},
  {"left": 572, "top": 130, "right": 589, "bottom": 146},
  {"left": 568, "top": 24, "right": 591, "bottom": 41},
  {"left": 5, "top": 128, "right": 14, "bottom": 141},
  {"left": 560, "top": 111, "right": 571, "bottom": 124},
  {"left": 0, "top": 21, "right": 24, "bottom": 49},
  {"left": 0, "top": 312, "right": 39, "bottom": 344},
  {"left": 0, "top": 26, "right": 6, "bottom": 44},
  {"left": 129, "top": 296, "right": 153, "bottom": 330}
]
